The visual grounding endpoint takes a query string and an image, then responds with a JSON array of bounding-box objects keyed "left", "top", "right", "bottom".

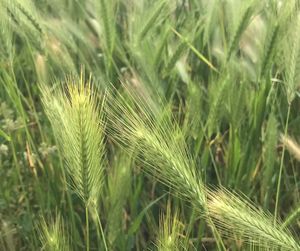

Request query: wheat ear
[
  {"left": 39, "top": 214, "right": 70, "bottom": 251},
  {"left": 207, "top": 188, "right": 300, "bottom": 250},
  {"left": 41, "top": 76, "right": 106, "bottom": 251},
  {"left": 105, "top": 85, "right": 205, "bottom": 207}
]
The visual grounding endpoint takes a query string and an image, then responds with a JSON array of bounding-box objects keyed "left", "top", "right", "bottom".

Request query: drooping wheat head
[{"left": 105, "top": 84, "right": 206, "bottom": 208}]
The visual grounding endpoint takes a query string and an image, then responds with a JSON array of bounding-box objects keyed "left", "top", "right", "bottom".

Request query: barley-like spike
[
  {"left": 40, "top": 77, "right": 105, "bottom": 206},
  {"left": 207, "top": 188, "right": 300, "bottom": 250}
]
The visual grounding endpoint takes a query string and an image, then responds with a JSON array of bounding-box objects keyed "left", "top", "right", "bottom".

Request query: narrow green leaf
[
  {"left": 0, "top": 129, "right": 10, "bottom": 141},
  {"left": 128, "top": 194, "right": 166, "bottom": 235}
]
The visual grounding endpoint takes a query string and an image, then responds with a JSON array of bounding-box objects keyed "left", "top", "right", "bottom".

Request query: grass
[{"left": 0, "top": 0, "right": 299, "bottom": 250}]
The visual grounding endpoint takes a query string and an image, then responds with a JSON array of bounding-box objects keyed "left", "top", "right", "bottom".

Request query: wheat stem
[
  {"left": 95, "top": 207, "right": 108, "bottom": 251},
  {"left": 86, "top": 206, "right": 89, "bottom": 251},
  {"left": 274, "top": 104, "right": 291, "bottom": 222}
]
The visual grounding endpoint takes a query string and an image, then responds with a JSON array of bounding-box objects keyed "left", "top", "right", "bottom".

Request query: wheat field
[{"left": 0, "top": 0, "right": 299, "bottom": 250}]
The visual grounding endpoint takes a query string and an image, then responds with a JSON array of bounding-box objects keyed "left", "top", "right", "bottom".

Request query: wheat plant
[{"left": 40, "top": 77, "right": 106, "bottom": 251}]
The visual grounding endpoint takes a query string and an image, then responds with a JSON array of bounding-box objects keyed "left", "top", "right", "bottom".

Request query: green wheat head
[
  {"left": 207, "top": 188, "right": 300, "bottom": 250},
  {"left": 156, "top": 202, "right": 185, "bottom": 251},
  {"left": 40, "top": 77, "right": 106, "bottom": 206},
  {"left": 39, "top": 214, "right": 69, "bottom": 251},
  {"left": 105, "top": 85, "right": 206, "bottom": 208}
]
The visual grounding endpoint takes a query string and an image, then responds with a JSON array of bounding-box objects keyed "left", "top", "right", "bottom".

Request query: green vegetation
[{"left": 0, "top": 0, "right": 299, "bottom": 250}]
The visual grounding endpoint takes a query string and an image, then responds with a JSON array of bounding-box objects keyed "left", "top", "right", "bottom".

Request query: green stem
[
  {"left": 207, "top": 216, "right": 226, "bottom": 251},
  {"left": 86, "top": 206, "right": 89, "bottom": 251},
  {"left": 202, "top": 194, "right": 226, "bottom": 251},
  {"left": 274, "top": 104, "right": 291, "bottom": 222},
  {"left": 95, "top": 207, "right": 108, "bottom": 251}
]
